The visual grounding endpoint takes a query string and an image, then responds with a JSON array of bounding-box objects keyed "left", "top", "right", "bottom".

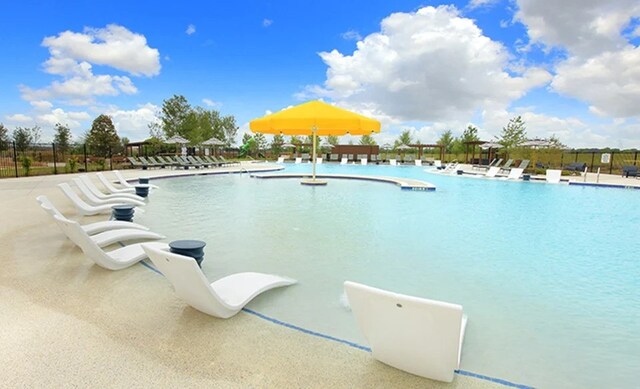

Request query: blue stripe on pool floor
[{"left": 140, "top": 260, "right": 532, "bottom": 388}]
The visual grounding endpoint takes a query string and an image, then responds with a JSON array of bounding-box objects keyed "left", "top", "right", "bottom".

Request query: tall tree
[
  {"left": 437, "top": 130, "right": 455, "bottom": 153},
  {"left": 497, "top": 116, "right": 527, "bottom": 150},
  {"left": 254, "top": 133, "right": 267, "bottom": 153},
  {"left": 326, "top": 135, "right": 339, "bottom": 146},
  {"left": 0, "top": 123, "right": 9, "bottom": 150},
  {"left": 360, "top": 134, "right": 377, "bottom": 145},
  {"left": 460, "top": 125, "right": 480, "bottom": 143},
  {"left": 158, "top": 94, "right": 191, "bottom": 138},
  {"left": 12, "top": 127, "right": 33, "bottom": 154},
  {"left": 271, "top": 134, "right": 284, "bottom": 156},
  {"left": 86, "top": 114, "right": 120, "bottom": 157},
  {"left": 53, "top": 123, "right": 73, "bottom": 156},
  {"left": 394, "top": 130, "right": 413, "bottom": 148}
]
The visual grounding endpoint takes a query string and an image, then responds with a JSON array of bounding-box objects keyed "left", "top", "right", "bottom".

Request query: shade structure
[
  {"left": 202, "top": 137, "right": 224, "bottom": 146},
  {"left": 166, "top": 135, "right": 189, "bottom": 144},
  {"left": 250, "top": 101, "right": 381, "bottom": 185},
  {"left": 281, "top": 142, "right": 296, "bottom": 148},
  {"left": 480, "top": 142, "right": 502, "bottom": 150}
]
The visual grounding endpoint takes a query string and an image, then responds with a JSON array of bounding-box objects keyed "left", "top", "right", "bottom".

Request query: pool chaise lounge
[
  {"left": 546, "top": 169, "right": 562, "bottom": 183},
  {"left": 58, "top": 183, "right": 144, "bottom": 216},
  {"left": 485, "top": 166, "right": 501, "bottom": 177},
  {"left": 52, "top": 215, "right": 163, "bottom": 270},
  {"left": 142, "top": 243, "right": 297, "bottom": 319},
  {"left": 79, "top": 175, "right": 144, "bottom": 202},
  {"left": 344, "top": 281, "right": 467, "bottom": 383},
  {"left": 96, "top": 172, "right": 136, "bottom": 194},
  {"left": 37, "top": 195, "right": 150, "bottom": 235},
  {"left": 73, "top": 178, "right": 145, "bottom": 207},
  {"left": 113, "top": 170, "right": 160, "bottom": 190}
]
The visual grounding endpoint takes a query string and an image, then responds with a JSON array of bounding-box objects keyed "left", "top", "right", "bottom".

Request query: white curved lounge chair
[
  {"left": 316, "top": 157, "right": 323, "bottom": 164},
  {"left": 360, "top": 158, "right": 368, "bottom": 165},
  {"left": 415, "top": 160, "right": 423, "bottom": 167},
  {"left": 389, "top": 159, "right": 397, "bottom": 166},
  {"left": 79, "top": 175, "right": 144, "bottom": 202},
  {"left": 344, "top": 281, "right": 467, "bottom": 383},
  {"left": 340, "top": 157, "right": 348, "bottom": 165},
  {"left": 73, "top": 178, "right": 145, "bottom": 207},
  {"left": 36, "top": 195, "right": 149, "bottom": 235},
  {"left": 276, "top": 156, "right": 285, "bottom": 164},
  {"left": 505, "top": 168, "right": 524, "bottom": 180},
  {"left": 485, "top": 166, "right": 501, "bottom": 177},
  {"left": 52, "top": 215, "right": 163, "bottom": 270},
  {"left": 295, "top": 157, "right": 302, "bottom": 164},
  {"left": 96, "top": 172, "right": 136, "bottom": 194},
  {"left": 546, "top": 169, "right": 562, "bottom": 184},
  {"left": 113, "top": 170, "right": 159, "bottom": 190},
  {"left": 58, "top": 183, "right": 137, "bottom": 216},
  {"left": 142, "top": 243, "right": 296, "bottom": 319}
]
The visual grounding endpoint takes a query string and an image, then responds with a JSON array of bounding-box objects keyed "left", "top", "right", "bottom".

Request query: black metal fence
[{"left": 0, "top": 142, "right": 130, "bottom": 178}]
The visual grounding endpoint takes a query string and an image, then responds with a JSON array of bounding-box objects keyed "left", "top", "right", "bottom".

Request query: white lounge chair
[
  {"left": 52, "top": 215, "right": 162, "bottom": 270},
  {"left": 295, "top": 157, "right": 302, "bottom": 164},
  {"left": 389, "top": 159, "right": 397, "bottom": 166},
  {"left": 142, "top": 243, "right": 296, "bottom": 319},
  {"left": 506, "top": 168, "right": 524, "bottom": 180},
  {"left": 113, "top": 170, "right": 159, "bottom": 190},
  {"left": 73, "top": 178, "right": 145, "bottom": 207},
  {"left": 486, "top": 166, "right": 500, "bottom": 177},
  {"left": 546, "top": 169, "right": 562, "bottom": 184},
  {"left": 276, "top": 156, "right": 285, "bottom": 164},
  {"left": 344, "top": 281, "right": 467, "bottom": 383},
  {"left": 58, "top": 183, "right": 141, "bottom": 216},
  {"left": 79, "top": 175, "right": 144, "bottom": 202},
  {"left": 36, "top": 195, "right": 149, "bottom": 235},
  {"left": 340, "top": 157, "right": 348, "bottom": 165},
  {"left": 96, "top": 172, "right": 136, "bottom": 194},
  {"left": 43, "top": 204, "right": 163, "bottom": 248},
  {"left": 360, "top": 158, "right": 368, "bottom": 165},
  {"left": 434, "top": 160, "right": 442, "bottom": 168},
  {"left": 415, "top": 160, "right": 422, "bottom": 167}
]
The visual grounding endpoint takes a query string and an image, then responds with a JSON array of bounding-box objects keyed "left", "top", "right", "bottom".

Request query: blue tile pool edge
[{"left": 138, "top": 260, "right": 532, "bottom": 389}]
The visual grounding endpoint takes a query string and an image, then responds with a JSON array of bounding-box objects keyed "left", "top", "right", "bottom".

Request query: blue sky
[{"left": 1, "top": 0, "right": 639, "bottom": 148}]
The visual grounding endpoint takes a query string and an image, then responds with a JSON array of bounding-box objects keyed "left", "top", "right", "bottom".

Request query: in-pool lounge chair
[
  {"left": 79, "top": 175, "right": 144, "bottom": 202},
  {"left": 142, "top": 243, "right": 296, "bottom": 319},
  {"left": 276, "top": 156, "right": 285, "bottom": 163},
  {"left": 546, "top": 169, "right": 562, "bottom": 184},
  {"left": 53, "top": 215, "right": 163, "bottom": 270},
  {"left": 316, "top": 157, "right": 323, "bottom": 164},
  {"left": 295, "top": 157, "right": 302, "bottom": 164},
  {"left": 434, "top": 160, "right": 442, "bottom": 169},
  {"left": 505, "top": 168, "right": 524, "bottom": 180},
  {"left": 37, "top": 195, "right": 149, "bottom": 235},
  {"left": 113, "top": 170, "right": 159, "bottom": 190},
  {"left": 415, "top": 159, "right": 423, "bottom": 167},
  {"left": 389, "top": 159, "right": 398, "bottom": 166},
  {"left": 73, "top": 178, "right": 145, "bottom": 207},
  {"left": 361, "top": 157, "right": 368, "bottom": 165},
  {"left": 41, "top": 201, "right": 163, "bottom": 248},
  {"left": 340, "top": 157, "right": 348, "bottom": 165},
  {"left": 344, "top": 281, "right": 467, "bottom": 383},
  {"left": 485, "top": 166, "right": 501, "bottom": 177},
  {"left": 96, "top": 172, "right": 135, "bottom": 195},
  {"left": 58, "top": 183, "right": 136, "bottom": 216}
]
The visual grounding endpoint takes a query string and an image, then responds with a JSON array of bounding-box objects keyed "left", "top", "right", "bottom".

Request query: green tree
[
  {"left": 497, "top": 116, "right": 527, "bottom": 150},
  {"left": 461, "top": 125, "right": 480, "bottom": 143},
  {"left": 86, "top": 114, "right": 120, "bottom": 157},
  {"left": 360, "top": 134, "right": 377, "bottom": 145},
  {"left": 158, "top": 94, "right": 192, "bottom": 138},
  {"left": 53, "top": 123, "right": 72, "bottom": 156},
  {"left": 0, "top": 123, "right": 9, "bottom": 150},
  {"left": 254, "top": 133, "right": 267, "bottom": 154},
  {"left": 549, "top": 134, "right": 565, "bottom": 148},
  {"left": 394, "top": 130, "right": 413, "bottom": 148},
  {"left": 271, "top": 134, "right": 284, "bottom": 156},
  {"left": 12, "top": 127, "right": 33, "bottom": 154},
  {"left": 242, "top": 133, "right": 253, "bottom": 145},
  {"left": 437, "top": 130, "right": 455, "bottom": 153},
  {"left": 326, "top": 135, "right": 339, "bottom": 146}
]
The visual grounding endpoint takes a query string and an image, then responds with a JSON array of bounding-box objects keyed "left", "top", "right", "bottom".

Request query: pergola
[
  {"left": 463, "top": 140, "right": 489, "bottom": 163},
  {"left": 124, "top": 140, "right": 152, "bottom": 157},
  {"left": 409, "top": 144, "right": 445, "bottom": 161}
]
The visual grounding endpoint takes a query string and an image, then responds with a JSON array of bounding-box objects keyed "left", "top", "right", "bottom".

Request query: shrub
[
  {"left": 67, "top": 157, "right": 78, "bottom": 173},
  {"left": 21, "top": 156, "right": 32, "bottom": 176}
]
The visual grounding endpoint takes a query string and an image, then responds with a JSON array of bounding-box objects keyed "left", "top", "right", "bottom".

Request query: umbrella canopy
[
  {"left": 202, "top": 137, "right": 225, "bottom": 146},
  {"left": 396, "top": 144, "right": 413, "bottom": 150},
  {"left": 250, "top": 100, "right": 380, "bottom": 136},
  {"left": 480, "top": 142, "right": 503, "bottom": 150},
  {"left": 250, "top": 101, "right": 381, "bottom": 185},
  {"left": 281, "top": 142, "right": 296, "bottom": 148},
  {"left": 166, "top": 135, "right": 189, "bottom": 144}
]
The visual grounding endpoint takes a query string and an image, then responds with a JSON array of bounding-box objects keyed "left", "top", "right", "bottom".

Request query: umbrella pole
[{"left": 312, "top": 128, "right": 317, "bottom": 181}]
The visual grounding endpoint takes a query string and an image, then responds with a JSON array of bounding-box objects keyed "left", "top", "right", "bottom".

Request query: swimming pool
[{"left": 137, "top": 163, "right": 640, "bottom": 389}]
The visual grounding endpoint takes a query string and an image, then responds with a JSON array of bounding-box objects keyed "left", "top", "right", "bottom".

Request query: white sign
[{"left": 601, "top": 153, "right": 611, "bottom": 164}]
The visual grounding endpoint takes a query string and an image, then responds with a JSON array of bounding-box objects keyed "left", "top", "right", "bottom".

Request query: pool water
[{"left": 138, "top": 164, "right": 640, "bottom": 389}]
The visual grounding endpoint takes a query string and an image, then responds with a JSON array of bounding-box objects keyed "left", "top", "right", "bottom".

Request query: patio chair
[
  {"left": 344, "top": 281, "right": 467, "bottom": 382},
  {"left": 295, "top": 157, "right": 302, "bottom": 164},
  {"left": 36, "top": 195, "right": 149, "bottom": 235},
  {"left": 156, "top": 155, "right": 178, "bottom": 168},
  {"left": 78, "top": 175, "right": 144, "bottom": 203},
  {"left": 415, "top": 159, "right": 422, "bottom": 167},
  {"left": 622, "top": 165, "right": 639, "bottom": 178},
  {"left": 499, "top": 159, "right": 514, "bottom": 172},
  {"left": 40, "top": 202, "right": 163, "bottom": 247},
  {"left": 73, "top": 178, "right": 145, "bottom": 207},
  {"left": 127, "top": 157, "right": 147, "bottom": 169},
  {"left": 190, "top": 156, "right": 211, "bottom": 168},
  {"left": 276, "top": 156, "right": 285, "bottom": 163},
  {"left": 485, "top": 166, "right": 501, "bottom": 177},
  {"left": 53, "top": 215, "right": 163, "bottom": 270},
  {"left": 113, "top": 170, "right": 160, "bottom": 190},
  {"left": 517, "top": 159, "right": 530, "bottom": 170},
  {"left": 96, "top": 172, "right": 136, "bottom": 195},
  {"left": 206, "top": 156, "right": 225, "bottom": 167},
  {"left": 316, "top": 157, "right": 323, "bottom": 164},
  {"left": 546, "top": 169, "right": 562, "bottom": 184},
  {"left": 389, "top": 159, "right": 397, "bottom": 166},
  {"left": 505, "top": 168, "right": 524, "bottom": 180},
  {"left": 340, "top": 157, "right": 348, "bottom": 165},
  {"left": 178, "top": 156, "right": 202, "bottom": 168},
  {"left": 434, "top": 160, "right": 442, "bottom": 169},
  {"left": 58, "top": 183, "right": 134, "bottom": 216},
  {"left": 142, "top": 243, "right": 296, "bottom": 319},
  {"left": 361, "top": 157, "right": 368, "bottom": 165},
  {"left": 139, "top": 156, "right": 162, "bottom": 169},
  {"left": 146, "top": 156, "right": 167, "bottom": 168},
  {"left": 564, "top": 162, "right": 587, "bottom": 173}
]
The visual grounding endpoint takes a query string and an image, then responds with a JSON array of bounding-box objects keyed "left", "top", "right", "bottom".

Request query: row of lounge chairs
[
  {"left": 36, "top": 169, "right": 469, "bottom": 383},
  {"left": 128, "top": 155, "right": 238, "bottom": 170},
  {"left": 279, "top": 155, "right": 435, "bottom": 167}
]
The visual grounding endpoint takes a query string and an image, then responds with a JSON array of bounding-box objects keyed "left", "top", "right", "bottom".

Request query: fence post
[
  {"left": 574, "top": 152, "right": 578, "bottom": 162},
  {"left": 560, "top": 152, "right": 564, "bottom": 168},
  {"left": 12, "top": 141, "right": 18, "bottom": 178},
  {"left": 634, "top": 151, "right": 638, "bottom": 166},
  {"left": 609, "top": 151, "right": 614, "bottom": 174},
  {"left": 590, "top": 151, "right": 595, "bottom": 172},
  {"left": 83, "top": 144, "right": 88, "bottom": 172},
  {"left": 52, "top": 143, "right": 57, "bottom": 174},
  {"left": 109, "top": 146, "right": 113, "bottom": 170}
]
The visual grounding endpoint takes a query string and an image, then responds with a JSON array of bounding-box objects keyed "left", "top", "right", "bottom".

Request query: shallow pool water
[{"left": 137, "top": 163, "right": 640, "bottom": 389}]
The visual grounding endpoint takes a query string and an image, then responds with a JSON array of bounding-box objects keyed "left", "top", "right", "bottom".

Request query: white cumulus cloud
[
  {"left": 202, "top": 98, "right": 220, "bottom": 107},
  {"left": 304, "top": 6, "right": 551, "bottom": 123},
  {"left": 104, "top": 103, "right": 160, "bottom": 141},
  {"left": 341, "top": 30, "right": 362, "bottom": 41},
  {"left": 263, "top": 19, "right": 273, "bottom": 27},
  {"left": 6, "top": 113, "right": 33, "bottom": 123},
  {"left": 186, "top": 24, "right": 196, "bottom": 35}
]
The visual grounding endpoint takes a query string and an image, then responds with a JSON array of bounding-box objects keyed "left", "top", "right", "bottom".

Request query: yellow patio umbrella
[{"left": 250, "top": 100, "right": 381, "bottom": 185}]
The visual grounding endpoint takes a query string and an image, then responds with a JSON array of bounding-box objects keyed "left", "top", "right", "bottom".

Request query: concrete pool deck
[{"left": 0, "top": 165, "right": 511, "bottom": 388}]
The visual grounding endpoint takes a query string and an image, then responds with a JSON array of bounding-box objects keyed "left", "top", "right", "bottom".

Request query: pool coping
[{"left": 251, "top": 172, "right": 436, "bottom": 191}]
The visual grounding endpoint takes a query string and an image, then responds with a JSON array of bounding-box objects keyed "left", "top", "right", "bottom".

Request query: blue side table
[
  {"left": 169, "top": 240, "right": 207, "bottom": 267},
  {"left": 112, "top": 205, "right": 135, "bottom": 222},
  {"left": 139, "top": 177, "right": 150, "bottom": 184},
  {"left": 135, "top": 184, "right": 150, "bottom": 198}
]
